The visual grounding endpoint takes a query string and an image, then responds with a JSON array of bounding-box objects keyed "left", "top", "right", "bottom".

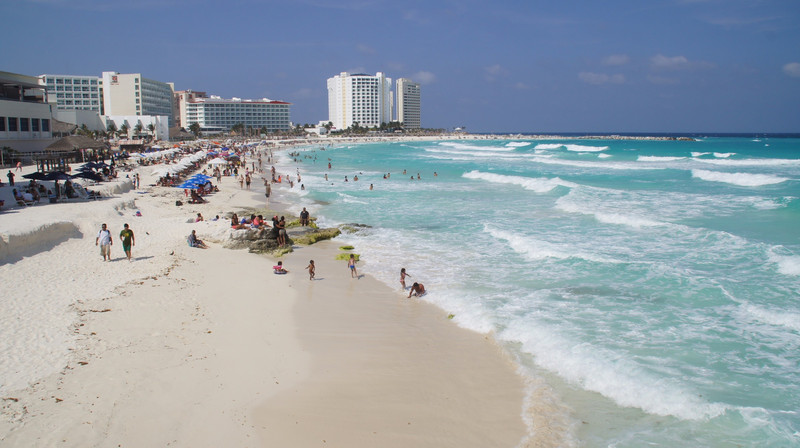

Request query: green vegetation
[
  {"left": 339, "top": 245, "right": 354, "bottom": 251},
  {"left": 291, "top": 228, "right": 341, "bottom": 245},
  {"left": 335, "top": 253, "right": 359, "bottom": 261}
]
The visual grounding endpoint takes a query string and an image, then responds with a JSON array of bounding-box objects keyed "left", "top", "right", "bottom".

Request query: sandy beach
[{"left": 0, "top": 144, "right": 533, "bottom": 447}]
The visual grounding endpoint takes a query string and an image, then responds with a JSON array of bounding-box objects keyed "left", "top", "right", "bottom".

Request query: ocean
[{"left": 272, "top": 136, "right": 800, "bottom": 447}]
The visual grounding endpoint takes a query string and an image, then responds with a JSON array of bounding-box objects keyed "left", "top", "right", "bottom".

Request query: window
[
  {"left": 32, "top": 119, "right": 39, "bottom": 132},
  {"left": 41, "top": 119, "right": 49, "bottom": 132},
  {"left": 0, "top": 117, "right": 5, "bottom": 132},
  {"left": 20, "top": 118, "right": 29, "bottom": 132}
]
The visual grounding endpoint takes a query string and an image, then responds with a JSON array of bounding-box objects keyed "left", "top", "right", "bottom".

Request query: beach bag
[{"left": 176, "top": 200, "right": 183, "bottom": 206}]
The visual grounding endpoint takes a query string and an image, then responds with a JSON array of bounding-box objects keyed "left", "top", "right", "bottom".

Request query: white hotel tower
[
  {"left": 327, "top": 72, "right": 392, "bottom": 130},
  {"left": 396, "top": 78, "right": 421, "bottom": 129}
]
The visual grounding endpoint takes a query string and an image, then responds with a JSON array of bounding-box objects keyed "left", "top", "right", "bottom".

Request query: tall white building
[
  {"left": 327, "top": 72, "right": 392, "bottom": 130},
  {"left": 102, "top": 71, "right": 175, "bottom": 126},
  {"left": 39, "top": 74, "right": 103, "bottom": 113},
  {"left": 396, "top": 78, "right": 421, "bottom": 129},
  {"left": 183, "top": 96, "right": 291, "bottom": 134}
]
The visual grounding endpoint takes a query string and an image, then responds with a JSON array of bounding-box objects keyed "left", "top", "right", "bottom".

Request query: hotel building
[
  {"left": 396, "top": 78, "right": 421, "bottom": 129},
  {"left": 182, "top": 96, "right": 291, "bottom": 134},
  {"left": 39, "top": 74, "right": 103, "bottom": 113},
  {"left": 102, "top": 71, "right": 175, "bottom": 126},
  {"left": 0, "top": 71, "right": 53, "bottom": 155},
  {"left": 327, "top": 72, "right": 392, "bottom": 130}
]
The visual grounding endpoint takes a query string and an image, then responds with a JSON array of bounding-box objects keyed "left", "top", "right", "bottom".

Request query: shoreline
[{"left": 0, "top": 144, "right": 538, "bottom": 446}]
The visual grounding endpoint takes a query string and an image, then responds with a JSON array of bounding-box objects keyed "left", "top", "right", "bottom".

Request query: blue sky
[{"left": 4, "top": 0, "right": 799, "bottom": 133}]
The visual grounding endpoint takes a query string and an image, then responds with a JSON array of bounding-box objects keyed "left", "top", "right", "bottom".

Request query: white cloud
[
  {"left": 651, "top": 54, "right": 690, "bottom": 70},
  {"left": 602, "top": 54, "right": 630, "bottom": 66},
  {"left": 412, "top": 71, "right": 436, "bottom": 85},
  {"left": 579, "top": 72, "right": 625, "bottom": 85},
  {"left": 514, "top": 82, "right": 531, "bottom": 90},
  {"left": 484, "top": 64, "right": 507, "bottom": 82},
  {"left": 783, "top": 62, "right": 800, "bottom": 78}
]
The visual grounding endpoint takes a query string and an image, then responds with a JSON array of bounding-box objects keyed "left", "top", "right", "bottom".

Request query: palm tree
[
  {"left": 119, "top": 123, "right": 129, "bottom": 139},
  {"left": 189, "top": 122, "right": 201, "bottom": 137},
  {"left": 147, "top": 123, "right": 156, "bottom": 140},
  {"left": 134, "top": 122, "right": 143, "bottom": 138},
  {"left": 107, "top": 121, "right": 118, "bottom": 136}
]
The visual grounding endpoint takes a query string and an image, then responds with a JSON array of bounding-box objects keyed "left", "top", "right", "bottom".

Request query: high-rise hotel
[
  {"left": 396, "top": 78, "right": 421, "bottom": 130},
  {"left": 102, "top": 71, "right": 175, "bottom": 126},
  {"left": 327, "top": 72, "right": 393, "bottom": 130}
]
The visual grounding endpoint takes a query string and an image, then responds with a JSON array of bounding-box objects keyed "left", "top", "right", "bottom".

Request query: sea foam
[
  {"left": 463, "top": 170, "right": 576, "bottom": 192},
  {"left": 691, "top": 169, "right": 789, "bottom": 187}
]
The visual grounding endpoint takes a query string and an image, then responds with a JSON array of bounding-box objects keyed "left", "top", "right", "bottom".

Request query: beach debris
[
  {"left": 448, "top": 314, "right": 455, "bottom": 319},
  {"left": 339, "top": 245, "right": 354, "bottom": 250}
]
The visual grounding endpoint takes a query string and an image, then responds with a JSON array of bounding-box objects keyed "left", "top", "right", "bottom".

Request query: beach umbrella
[
  {"left": 43, "top": 171, "right": 72, "bottom": 181},
  {"left": 208, "top": 157, "right": 227, "bottom": 165},
  {"left": 22, "top": 172, "right": 48, "bottom": 180},
  {"left": 71, "top": 171, "right": 104, "bottom": 182}
]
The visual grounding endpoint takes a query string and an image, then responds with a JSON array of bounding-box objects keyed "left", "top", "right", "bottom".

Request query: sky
[{"left": 3, "top": 0, "right": 799, "bottom": 133}]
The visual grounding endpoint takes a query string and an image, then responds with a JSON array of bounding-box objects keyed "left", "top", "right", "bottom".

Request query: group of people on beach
[{"left": 95, "top": 223, "right": 136, "bottom": 261}]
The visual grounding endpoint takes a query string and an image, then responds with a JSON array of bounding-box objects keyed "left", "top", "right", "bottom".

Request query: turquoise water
[{"left": 273, "top": 137, "right": 800, "bottom": 447}]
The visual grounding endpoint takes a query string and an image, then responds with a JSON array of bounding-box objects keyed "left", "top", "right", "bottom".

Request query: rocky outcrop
[{"left": 223, "top": 224, "right": 345, "bottom": 256}]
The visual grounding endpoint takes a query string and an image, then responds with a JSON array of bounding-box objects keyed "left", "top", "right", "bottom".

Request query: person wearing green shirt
[{"left": 120, "top": 223, "right": 135, "bottom": 261}]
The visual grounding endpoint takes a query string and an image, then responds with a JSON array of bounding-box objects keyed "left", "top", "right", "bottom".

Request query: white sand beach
[{"left": 0, "top": 146, "right": 534, "bottom": 447}]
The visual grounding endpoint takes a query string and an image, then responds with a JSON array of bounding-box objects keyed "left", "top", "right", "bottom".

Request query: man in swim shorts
[{"left": 119, "top": 223, "right": 135, "bottom": 261}]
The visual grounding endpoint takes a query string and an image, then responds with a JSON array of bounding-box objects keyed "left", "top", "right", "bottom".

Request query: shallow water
[{"left": 273, "top": 136, "right": 800, "bottom": 447}]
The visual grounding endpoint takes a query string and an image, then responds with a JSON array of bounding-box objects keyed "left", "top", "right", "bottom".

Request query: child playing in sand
[
  {"left": 273, "top": 261, "right": 288, "bottom": 274},
  {"left": 348, "top": 254, "right": 358, "bottom": 279},
  {"left": 306, "top": 260, "right": 315, "bottom": 280},
  {"left": 400, "top": 268, "right": 411, "bottom": 290}
]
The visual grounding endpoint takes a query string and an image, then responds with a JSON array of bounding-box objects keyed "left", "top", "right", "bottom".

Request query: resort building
[
  {"left": 39, "top": 74, "right": 103, "bottom": 114},
  {"left": 174, "top": 89, "right": 207, "bottom": 129},
  {"left": 327, "top": 72, "right": 392, "bottom": 130},
  {"left": 0, "top": 71, "right": 53, "bottom": 155},
  {"left": 396, "top": 78, "right": 421, "bottom": 129},
  {"left": 183, "top": 96, "right": 291, "bottom": 135},
  {"left": 101, "top": 71, "right": 175, "bottom": 127}
]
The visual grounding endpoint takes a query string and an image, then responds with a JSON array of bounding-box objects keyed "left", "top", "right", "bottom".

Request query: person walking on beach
[
  {"left": 96, "top": 223, "right": 113, "bottom": 261},
  {"left": 400, "top": 268, "right": 411, "bottom": 290},
  {"left": 306, "top": 260, "right": 315, "bottom": 280},
  {"left": 7, "top": 171, "right": 14, "bottom": 186},
  {"left": 348, "top": 254, "right": 358, "bottom": 279},
  {"left": 119, "top": 223, "right": 135, "bottom": 261}
]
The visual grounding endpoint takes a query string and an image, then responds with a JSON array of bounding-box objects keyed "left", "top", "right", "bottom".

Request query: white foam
[
  {"left": 437, "top": 141, "right": 515, "bottom": 152},
  {"left": 500, "top": 320, "right": 729, "bottom": 421},
  {"left": 769, "top": 252, "right": 800, "bottom": 277},
  {"left": 638, "top": 156, "right": 686, "bottom": 162},
  {"left": 485, "top": 225, "right": 616, "bottom": 263},
  {"left": 692, "top": 152, "right": 711, "bottom": 157},
  {"left": 691, "top": 169, "right": 789, "bottom": 187},
  {"left": 598, "top": 153, "right": 612, "bottom": 159},
  {"left": 740, "top": 303, "right": 800, "bottom": 332},
  {"left": 505, "top": 141, "right": 531, "bottom": 148},
  {"left": 695, "top": 158, "right": 800, "bottom": 167},
  {"left": 714, "top": 152, "right": 735, "bottom": 158},
  {"left": 555, "top": 200, "right": 666, "bottom": 228},
  {"left": 564, "top": 144, "right": 609, "bottom": 152},
  {"left": 534, "top": 144, "right": 564, "bottom": 150},
  {"left": 463, "top": 170, "right": 576, "bottom": 193}
]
